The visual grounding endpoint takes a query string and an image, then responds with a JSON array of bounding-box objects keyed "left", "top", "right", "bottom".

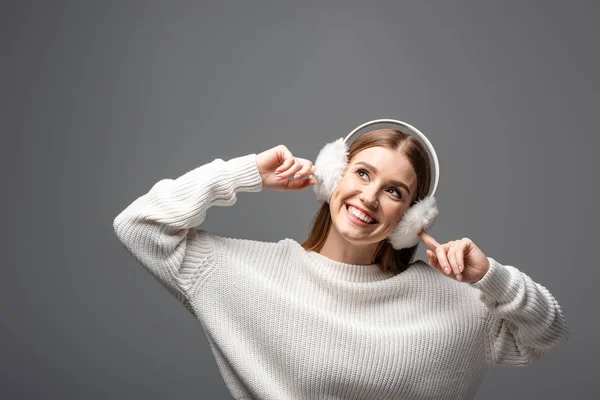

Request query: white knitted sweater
[{"left": 113, "top": 154, "right": 568, "bottom": 400}]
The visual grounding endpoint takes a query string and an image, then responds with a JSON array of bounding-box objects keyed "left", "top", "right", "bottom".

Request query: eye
[
  {"left": 356, "top": 169, "right": 369, "bottom": 180},
  {"left": 356, "top": 169, "right": 402, "bottom": 199},
  {"left": 387, "top": 187, "right": 402, "bottom": 199}
]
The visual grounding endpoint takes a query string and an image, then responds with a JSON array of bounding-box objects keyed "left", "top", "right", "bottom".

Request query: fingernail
[
  {"left": 444, "top": 267, "right": 450, "bottom": 274},
  {"left": 294, "top": 173, "right": 301, "bottom": 179},
  {"left": 456, "top": 274, "right": 462, "bottom": 281},
  {"left": 275, "top": 175, "right": 283, "bottom": 180}
]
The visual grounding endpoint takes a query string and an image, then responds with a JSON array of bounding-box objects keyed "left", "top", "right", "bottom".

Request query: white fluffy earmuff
[{"left": 311, "top": 119, "right": 440, "bottom": 250}]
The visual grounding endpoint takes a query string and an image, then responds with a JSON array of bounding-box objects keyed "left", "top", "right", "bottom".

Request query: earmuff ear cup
[
  {"left": 312, "top": 138, "right": 349, "bottom": 203},
  {"left": 388, "top": 197, "right": 439, "bottom": 249}
]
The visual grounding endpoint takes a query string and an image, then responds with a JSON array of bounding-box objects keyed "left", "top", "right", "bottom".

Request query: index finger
[{"left": 418, "top": 230, "right": 441, "bottom": 250}]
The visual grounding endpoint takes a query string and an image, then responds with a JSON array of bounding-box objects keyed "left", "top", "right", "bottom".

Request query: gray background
[{"left": 2, "top": 0, "right": 597, "bottom": 398}]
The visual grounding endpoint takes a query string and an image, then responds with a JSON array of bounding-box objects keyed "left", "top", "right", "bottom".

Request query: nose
[{"left": 359, "top": 186, "right": 379, "bottom": 209}]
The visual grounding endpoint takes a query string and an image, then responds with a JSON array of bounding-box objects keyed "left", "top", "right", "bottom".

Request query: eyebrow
[{"left": 354, "top": 161, "right": 412, "bottom": 196}]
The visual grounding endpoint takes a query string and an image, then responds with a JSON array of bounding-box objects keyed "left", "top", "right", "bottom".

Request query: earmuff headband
[{"left": 343, "top": 119, "right": 440, "bottom": 198}]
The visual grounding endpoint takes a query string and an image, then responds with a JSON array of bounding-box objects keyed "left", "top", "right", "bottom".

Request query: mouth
[{"left": 345, "top": 204, "right": 378, "bottom": 226}]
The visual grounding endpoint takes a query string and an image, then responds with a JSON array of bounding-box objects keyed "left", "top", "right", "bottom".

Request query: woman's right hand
[{"left": 255, "top": 145, "right": 318, "bottom": 191}]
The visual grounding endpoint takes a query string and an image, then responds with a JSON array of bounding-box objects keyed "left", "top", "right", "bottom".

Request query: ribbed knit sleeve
[
  {"left": 112, "top": 154, "right": 263, "bottom": 308},
  {"left": 470, "top": 257, "right": 569, "bottom": 367}
]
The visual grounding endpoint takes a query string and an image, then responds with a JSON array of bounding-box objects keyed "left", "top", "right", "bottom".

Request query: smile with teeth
[{"left": 346, "top": 205, "right": 377, "bottom": 224}]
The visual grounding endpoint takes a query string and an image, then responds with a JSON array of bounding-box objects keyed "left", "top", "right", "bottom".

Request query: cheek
[
  {"left": 329, "top": 187, "right": 342, "bottom": 212},
  {"left": 381, "top": 204, "right": 408, "bottom": 225},
  {"left": 329, "top": 187, "right": 339, "bottom": 208},
  {"left": 330, "top": 184, "right": 352, "bottom": 218},
  {"left": 330, "top": 180, "right": 349, "bottom": 203}
]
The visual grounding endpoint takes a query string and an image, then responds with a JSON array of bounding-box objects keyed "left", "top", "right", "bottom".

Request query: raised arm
[
  {"left": 112, "top": 154, "right": 263, "bottom": 307},
  {"left": 113, "top": 145, "right": 318, "bottom": 312}
]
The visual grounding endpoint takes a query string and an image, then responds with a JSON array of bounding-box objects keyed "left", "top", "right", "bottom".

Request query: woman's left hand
[{"left": 418, "top": 230, "right": 490, "bottom": 283}]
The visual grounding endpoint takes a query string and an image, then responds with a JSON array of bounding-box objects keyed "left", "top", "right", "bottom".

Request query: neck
[{"left": 318, "top": 226, "right": 380, "bottom": 265}]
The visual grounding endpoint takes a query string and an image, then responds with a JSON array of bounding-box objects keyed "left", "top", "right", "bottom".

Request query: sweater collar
[{"left": 305, "top": 250, "right": 395, "bottom": 283}]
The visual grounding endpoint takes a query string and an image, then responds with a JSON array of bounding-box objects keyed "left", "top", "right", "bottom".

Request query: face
[{"left": 328, "top": 146, "right": 418, "bottom": 247}]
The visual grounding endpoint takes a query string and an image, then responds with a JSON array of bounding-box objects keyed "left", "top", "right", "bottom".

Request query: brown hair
[{"left": 300, "top": 128, "right": 433, "bottom": 275}]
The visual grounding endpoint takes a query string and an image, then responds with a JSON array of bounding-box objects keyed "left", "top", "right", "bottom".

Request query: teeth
[{"left": 347, "top": 205, "right": 376, "bottom": 224}]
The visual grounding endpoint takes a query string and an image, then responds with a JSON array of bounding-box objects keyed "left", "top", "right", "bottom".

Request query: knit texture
[{"left": 113, "top": 154, "right": 569, "bottom": 400}]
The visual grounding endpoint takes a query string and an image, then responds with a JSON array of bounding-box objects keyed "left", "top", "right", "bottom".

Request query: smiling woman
[
  {"left": 302, "top": 128, "right": 432, "bottom": 273},
  {"left": 113, "top": 119, "right": 568, "bottom": 400}
]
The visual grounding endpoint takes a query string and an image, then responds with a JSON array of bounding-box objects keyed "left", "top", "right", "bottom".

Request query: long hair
[{"left": 301, "top": 128, "right": 433, "bottom": 275}]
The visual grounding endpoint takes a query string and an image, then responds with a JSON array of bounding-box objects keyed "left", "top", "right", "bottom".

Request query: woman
[{"left": 113, "top": 126, "right": 568, "bottom": 399}]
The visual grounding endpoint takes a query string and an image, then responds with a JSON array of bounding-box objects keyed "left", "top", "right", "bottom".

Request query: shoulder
[{"left": 196, "top": 229, "right": 301, "bottom": 262}]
